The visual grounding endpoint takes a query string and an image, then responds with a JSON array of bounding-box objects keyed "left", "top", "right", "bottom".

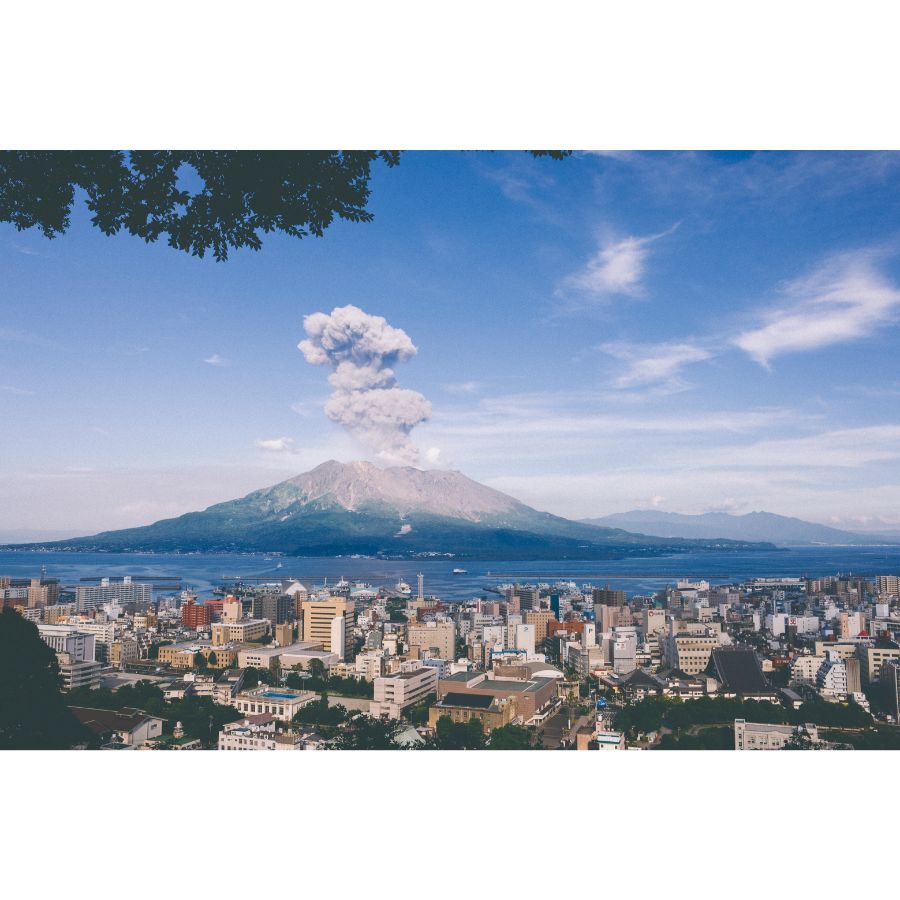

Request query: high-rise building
[
  {"left": 525, "top": 610, "right": 556, "bottom": 647},
  {"left": 181, "top": 600, "right": 212, "bottom": 630},
  {"left": 301, "top": 597, "right": 354, "bottom": 660},
  {"left": 251, "top": 593, "right": 295, "bottom": 625},
  {"left": 592, "top": 586, "right": 625, "bottom": 607},
  {"left": 28, "top": 578, "right": 59, "bottom": 608},
  {"left": 75, "top": 576, "right": 151, "bottom": 611},
  {"left": 36, "top": 624, "right": 100, "bottom": 690},
  {"left": 407, "top": 621, "right": 455, "bottom": 660}
]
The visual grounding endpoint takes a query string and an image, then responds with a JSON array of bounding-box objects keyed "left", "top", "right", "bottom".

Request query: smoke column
[{"left": 298, "top": 305, "right": 431, "bottom": 465}]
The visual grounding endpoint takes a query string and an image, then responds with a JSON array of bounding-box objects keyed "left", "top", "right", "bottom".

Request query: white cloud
[
  {"left": 598, "top": 340, "right": 712, "bottom": 389},
  {"left": 559, "top": 224, "right": 677, "bottom": 300},
  {"left": 203, "top": 353, "right": 228, "bottom": 366},
  {"left": 256, "top": 437, "right": 295, "bottom": 452},
  {"left": 734, "top": 250, "right": 900, "bottom": 367},
  {"left": 0, "top": 385, "right": 34, "bottom": 396}
]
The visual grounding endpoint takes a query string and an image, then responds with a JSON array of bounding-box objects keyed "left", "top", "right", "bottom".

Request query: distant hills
[
  {"left": 7, "top": 460, "right": 775, "bottom": 560},
  {"left": 582, "top": 509, "right": 900, "bottom": 546}
]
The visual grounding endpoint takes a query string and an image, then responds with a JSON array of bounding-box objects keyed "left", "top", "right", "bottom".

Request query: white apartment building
[
  {"left": 370, "top": 665, "right": 439, "bottom": 719},
  {"left": 233, "top": 687, "right": 316, "bottom": 721},
  {"left": 75, "top": 576, "right": 152, "bottom": 611},
  {"left": 791, "top": 654, "right": 826, "bottom": 686},
  {"left": 218, "top": 717, "right": 313, "bottom": 751},
  {"left": 816, "top": 652, "right": 849, "bottom": 696},
  {"left": 734, "top": 719, "right": 819, "bottom": 750},
  {"left": 37, "top": 623, "right": 96, "bottom": 661}
]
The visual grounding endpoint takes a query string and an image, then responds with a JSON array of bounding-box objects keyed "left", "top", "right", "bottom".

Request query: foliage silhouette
[
  {"left": 0, "top": 608, "right": 88, "bottom": 749},
  {"left": 0, "top": 151, "right": 569, "bottom": 261}
]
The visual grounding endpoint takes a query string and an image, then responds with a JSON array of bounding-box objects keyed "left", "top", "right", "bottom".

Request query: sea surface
[{"left": 2, "top": 546, "right": 900, "bottom": 601}]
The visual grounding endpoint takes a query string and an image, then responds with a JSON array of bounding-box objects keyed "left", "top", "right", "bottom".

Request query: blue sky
[{"left": 3, "top": 150, "right": 900, "bottom": 538}]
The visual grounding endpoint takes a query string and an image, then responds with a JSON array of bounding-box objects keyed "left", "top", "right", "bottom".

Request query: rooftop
[{"left": 438, "top": 692, "right": 496, "bottom": 710}]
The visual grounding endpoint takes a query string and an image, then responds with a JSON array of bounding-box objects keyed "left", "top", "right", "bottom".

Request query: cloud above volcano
[{"left": 298, "top": 305, "right": 431, "bottom": 465}]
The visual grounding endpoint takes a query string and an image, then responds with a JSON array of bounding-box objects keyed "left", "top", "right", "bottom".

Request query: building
[
  {"left": 524, "top": 610, "right": 557, "bottom": 647},
  {"left": 75, "top": 576, "right": 152, "bottom": 611},
  {"left": 213, "top": 669, "right": 246, "bottom": 705},
  {"left": 370, "top": 666, "right": 439, "bottom": 719},
  {"left": 274, "top": 622, "right": 294, "bottom": 646},
  {"left": 709, "top": 647, "right": 776, "bottom": 699},
  {"left": 69, "top": 706, "right": 164, "bottom": 747},
  {"left": 301, "top": 597, "right": 354, "bottom": 661},
  {"left": 27, "top": 578, "right": 59, "bottom": 608},
  {"left": 437, "top": 671, "right": 557, "bottom": 724},
  {"left": 218, "top": 715, "right": 321, "bottom": 751},
  {"left": 734, "top": 719, "right": 820, "bottom": 750},
  {"left": 857, "top": 640, "right": 900, "bottom": 685},
  {"left": 251, "top": 593, "right": 295, "bottom": 625},
  {"left": 38, "top": 623, "right": 96, "bottom": 661},
  {"left": 407, "top": 621, "right": 455, "bottom": 661},
  {"left": 665, "top": 629, "right": 720, "bottom": 675},
  {"left": 109, "top": 639, "right": 140, "bottom": 668},
  {"left": 236, "top": 641, "right": 337, "bottom": 672},
  {"left": 880, "top": 659, "right": 900, "bottom": 721},
  {"left": 876, "top": 575, "right": 900, "bottom": 596},
  {"left": 428, "top": 692, "right": 518, "bottom": 732},
  {"left": 592, "top": 586, "right": 625, "bottom": 607},
  {"left": 233, "top": 686, "right": 317, "bottom": 721},
  {"left": 181, "top": 600, "right": 212, "bottom": 630},
  {"left": 816, "top": 651, "right": 849, "bottom": 696},
  {"left": 280, "top": 644, "right": 340, "bottom": 672},
  {"left": 211, "top": 619, "right": 270, "bottom": 646}
]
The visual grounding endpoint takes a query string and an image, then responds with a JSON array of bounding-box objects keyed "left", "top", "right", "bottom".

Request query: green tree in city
[
  {"left": 0, "top": 151, "right": 569, "bottom": 262},
  {"left": 194, "top": 651, "right": 207, "bottom": 672},
  {"left": 0, "top": 608, "right": 89, "bottom": 749},
  {"left": 432, "top": 715, "right": 486, "bottom": 750},
  {"left": 307, "top": 658, "right": 326, "bottom": 681},
  {"left": 331, "top": 714, "right": 406, "bottom": 750},
  {"left": 487, "top": 724, "right": 539, "bottom": 750},
  {"left": 404, "top": 693, "right": 436, "bottom": 727},
  {"left": 206, "top": 650, "right": 217, "bottom": 667}
]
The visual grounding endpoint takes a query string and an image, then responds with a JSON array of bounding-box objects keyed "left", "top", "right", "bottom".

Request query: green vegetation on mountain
[{"left": 15, "top": 461, "right": 775, "bottom": 560}]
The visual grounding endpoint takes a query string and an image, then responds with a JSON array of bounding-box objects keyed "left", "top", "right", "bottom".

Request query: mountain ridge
[
  {"left": 582, "top": 509, "right": 900, "bottom": 546},
  {"left": 7, "top": 460, "right": 777, "bottom": 560}
]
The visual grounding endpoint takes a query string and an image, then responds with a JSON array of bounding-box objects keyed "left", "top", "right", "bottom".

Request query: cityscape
[
  {"left": 4, "top": 148, "right": 900, "bottom": 755},
  {"left": 4, "top": 8, "right": 896, "bottom": 899},
  {"left": 4, "top": 562, "right": 900, "bottom": 750}
]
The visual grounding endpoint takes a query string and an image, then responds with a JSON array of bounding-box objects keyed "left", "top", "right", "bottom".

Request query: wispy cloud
[
  {"left": 0, "top": 385, "right": 35, "bottom": 396},
  {"left": 598, "top": 340, "right": 712, "bottom": 389},
  {"left": 442, "top": 381, "right": 481, "bottom": 395},
  {"left": 256, "top": 437, "right": 294, "bottom": 452},
  {"left": 203, "top": 353, "right": 228, "bottom": 366},
  {"left": 558, "top": 224, "right": 678, "bottom": 301},
  {"left": 734, "top": 249, "right": 900, "bottom": 367}
]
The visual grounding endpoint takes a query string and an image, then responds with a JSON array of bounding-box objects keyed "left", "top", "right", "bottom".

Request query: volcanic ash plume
[{"left": 298, "top": 305, "right": 431, "bottom": 465}]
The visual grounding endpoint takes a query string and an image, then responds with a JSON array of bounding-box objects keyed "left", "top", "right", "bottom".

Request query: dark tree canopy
[
  {"left": 0, "top": 608, "right": 88, "bottom": 749},
  {"left": 0, "top": 150, "right": 570, "bottom": 261},
  {"left": 331, "top": 714, "right": 406, "bottom": 750}
]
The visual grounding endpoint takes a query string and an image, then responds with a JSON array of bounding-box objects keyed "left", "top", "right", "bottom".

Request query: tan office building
[
  {"left": 211, "top": 619, "right": 269, "bottom": 646},
  {"left": 407, "top": 621, "right": 455, "bottom": 661},
  {"left": 525, "top": 610, "right": 556, "bottom": 647},
  {"left": 301, "top": 598, "right": 354, "bottom": 660}
]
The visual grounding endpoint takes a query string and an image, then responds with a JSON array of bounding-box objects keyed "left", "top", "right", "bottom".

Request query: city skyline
[{"left": 4, "top": 151, "right": 900, "bottom": 538}]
